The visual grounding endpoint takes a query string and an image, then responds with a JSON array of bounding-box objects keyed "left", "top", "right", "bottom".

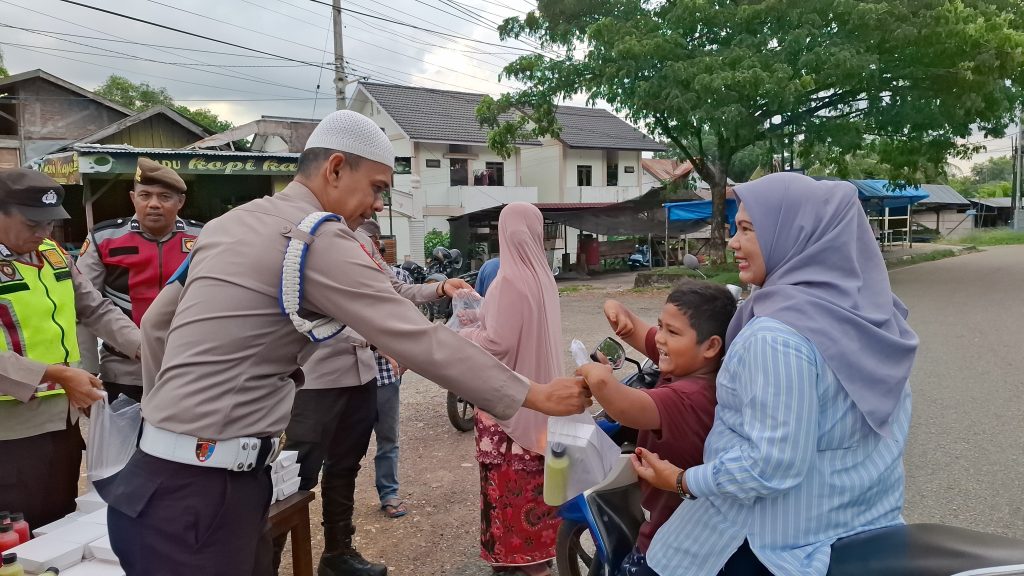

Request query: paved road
[{"left": 891, "top": 245, "right": 1024, "bottom": 538}]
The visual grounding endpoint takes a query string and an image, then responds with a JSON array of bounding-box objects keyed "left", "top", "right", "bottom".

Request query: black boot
[{"left": 317, "top": 549, "right": 387, "bottom": 576}]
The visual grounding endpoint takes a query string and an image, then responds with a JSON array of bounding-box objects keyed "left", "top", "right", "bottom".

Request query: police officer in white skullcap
[{"left": 100, "top": 110, "right": 591, "bottom": 576}]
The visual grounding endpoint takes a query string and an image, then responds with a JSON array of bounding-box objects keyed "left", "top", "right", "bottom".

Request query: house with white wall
[{"left": 349, "top": 81, "right": 666, "bottom": 264}]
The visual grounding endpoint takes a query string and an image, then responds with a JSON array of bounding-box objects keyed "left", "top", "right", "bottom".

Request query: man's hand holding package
[
  {"left": 440, "top": 278, "right": 475, "bottom": 298},
  {"left": 45, "top": 364, "right": 105, "bottom": 409},
  {"left": 523, "top": 376, "right": 592, "bottom": 416}
]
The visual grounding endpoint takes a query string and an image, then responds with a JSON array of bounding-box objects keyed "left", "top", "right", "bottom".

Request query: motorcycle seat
[{"left": 828, "top": 523, "right": 1024, "bottom": 576}]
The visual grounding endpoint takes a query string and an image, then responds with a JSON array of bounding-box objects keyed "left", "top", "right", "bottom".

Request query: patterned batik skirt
[{"left": 475, "top": 412, "right": 561, "bottom": 568}]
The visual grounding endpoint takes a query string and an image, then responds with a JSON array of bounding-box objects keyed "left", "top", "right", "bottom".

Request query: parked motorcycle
[
  {"left": 628, "top": 244, "right": 653, "bottom": 271},
  {"left": 556, "top": 338, "right": 1024, "bottom": 576}
]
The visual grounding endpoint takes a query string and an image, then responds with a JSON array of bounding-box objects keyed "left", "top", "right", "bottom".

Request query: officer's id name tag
[{"left": 40, "top": 249, "right": 68, "bottom": 270}]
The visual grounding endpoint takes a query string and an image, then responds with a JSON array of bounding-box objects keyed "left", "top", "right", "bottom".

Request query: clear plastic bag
[
  {"left": 86, "top": 392, "right": 142, "bottom": 483},
  {"left": 445, "top": 289, "right": 483, "bottom": 331}
]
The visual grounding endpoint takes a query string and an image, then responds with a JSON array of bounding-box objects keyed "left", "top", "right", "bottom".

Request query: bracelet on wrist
[{"left": 676, "top": 470, "right": 696, "bottom": 500}]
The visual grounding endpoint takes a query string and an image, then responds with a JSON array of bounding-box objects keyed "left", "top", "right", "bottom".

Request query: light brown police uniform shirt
[
  {"left": 300, "top": 232, "right": 439, "bottom": 389},
  {"left": 0, "top": 252, "right": 141, "bottom": 440},
  {"left": 141, "top": 182, "right": 529, "bottom": 439}
]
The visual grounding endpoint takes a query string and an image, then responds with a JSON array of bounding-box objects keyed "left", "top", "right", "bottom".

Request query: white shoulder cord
[{"left": 280, "top": 211, "right": 346, "bottom": 342}]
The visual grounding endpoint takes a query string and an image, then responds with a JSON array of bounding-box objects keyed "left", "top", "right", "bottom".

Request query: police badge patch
[
  {"left": 195, "top": 439, "right": 217, "bottom": 463},
  {"left": 0, "top": 261, "right": 23, "bottom": 283},
  {"left": 182, "top": 237, "right": 196, "bottom": 253}
]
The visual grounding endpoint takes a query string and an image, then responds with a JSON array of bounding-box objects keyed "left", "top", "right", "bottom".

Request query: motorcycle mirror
[{"left": 591, "top": 337, "right": 626, "bottom": 370}]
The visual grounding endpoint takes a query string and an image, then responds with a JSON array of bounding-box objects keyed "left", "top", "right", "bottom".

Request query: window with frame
[
  {"left": 577, "top": 165, "right": 593, "bottom": 187},
  {"left": 607, "top": 163, "right": 618, "bottom": 186},
  {"left": 485, "top": 161, "right": 504, "bottom": 186},
  {"left": 394, "top": 157, "right": 411, "bottom": 175}
]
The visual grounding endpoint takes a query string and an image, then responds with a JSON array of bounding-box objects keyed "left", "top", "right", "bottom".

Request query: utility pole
[
  {"left": 1015, "top": 117, "right": 1023, "bottom": 230},
  {"left": 332, "top": 0, "right": 346, "bottom": 110}
]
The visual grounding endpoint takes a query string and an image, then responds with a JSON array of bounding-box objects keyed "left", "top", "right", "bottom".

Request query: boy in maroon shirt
[{"left": 577, "top": 279, "right": 737, "bottom": 575}]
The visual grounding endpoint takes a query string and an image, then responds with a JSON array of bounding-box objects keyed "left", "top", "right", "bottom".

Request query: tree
[
  {"left": 478, "top": 1, "right": 1024, "bottom": 262},
  {"left": 424, "top": 229, "right": 451, "bottom": 259},
  {"left": 969, "top": 156, "right": 1014, "bottom": 184},
  {"left": 95, "top": 74, "right": 234, "bottom": 135},
  {"left": 0, "top": 48, "right": 9, "bottom": 78}
]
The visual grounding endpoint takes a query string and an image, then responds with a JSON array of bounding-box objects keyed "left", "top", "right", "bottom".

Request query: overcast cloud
[
  {"left": 1, "top": 0, "right": 1016, "bottom": 169},
  {"left": 0, "top": 0, "right": 567, "bottom": 124}
]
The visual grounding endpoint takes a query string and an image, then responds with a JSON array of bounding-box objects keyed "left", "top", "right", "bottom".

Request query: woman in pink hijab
[{"left": 459, "top": 202, "right": 562, "bottom": 576}]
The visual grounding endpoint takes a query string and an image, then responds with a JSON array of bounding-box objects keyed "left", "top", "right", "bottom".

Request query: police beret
[
  {"left": 0, "top": 168, "right": 71, "bottom": 220},
  {"left": 135, "top": 157, "right": 186, "bottom": 194}
]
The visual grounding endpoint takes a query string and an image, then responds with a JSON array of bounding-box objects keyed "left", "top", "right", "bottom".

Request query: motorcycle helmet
[
  {"left": 432, "top": 246, "right": 452, "bottom": 263},
  {"left": 449, "top": 249, "right": 464, "bottom": 270}
]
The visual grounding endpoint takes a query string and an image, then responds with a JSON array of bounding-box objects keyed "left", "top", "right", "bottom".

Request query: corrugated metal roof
[
  {"left": 641, "top": 159, "right": 693, "bottom": 182},
  {"left": 919, "top": 184, "right": 971, "bottom": 206},
  {"left": 70, "top": 144, "right": 299, "bottom": 158},
  {"left": 971, "top": 197, "right": 1012, "bottom": 208}
]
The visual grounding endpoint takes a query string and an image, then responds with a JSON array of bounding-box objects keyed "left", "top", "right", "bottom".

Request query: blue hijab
[{"left": 726, "top": 173, "right": 919, "bottom": 436}]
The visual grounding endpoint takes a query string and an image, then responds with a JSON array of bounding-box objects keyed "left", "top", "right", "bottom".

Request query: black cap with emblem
[{"left": 0, "top": 169, "right": 71, "bottom": 220}]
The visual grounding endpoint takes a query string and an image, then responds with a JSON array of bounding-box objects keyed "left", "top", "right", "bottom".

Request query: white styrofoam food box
[
  {"left": 276, "top": 476, "right": 301, "bottom": 501},
  {"left": 87, "top": 536, "right": 118, "bottom": 563},
  {"left": 8, "top": 537, "right": 85, "bottom": 573},
  {"left": 44, "top": 521, "right": 108, "bottom": 546},
  {"left": 276, "top": 463, "right": 301, "bottom": 485},
  {"left": 75, "top": 490, "right": 107, "bottom": 513},
  {"left": 78, "top": 508, "right": 109, "bottom": 526},
  {"left": 272, "top": 450, "right": 299, "bottom": 473},
  {"left": 33, "top": 511, "right": 85, "bottom": 537},
  {"left": 61, "top": 560, "right": 126, "bottom": 576}
]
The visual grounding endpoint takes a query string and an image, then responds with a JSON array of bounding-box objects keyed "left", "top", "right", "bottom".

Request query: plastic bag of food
[
  {"left": 85, "top": 392, "right": 142, "bottom": 483},
  {"left": 445, "top": 289, "right": 483, "bottom": 331}
]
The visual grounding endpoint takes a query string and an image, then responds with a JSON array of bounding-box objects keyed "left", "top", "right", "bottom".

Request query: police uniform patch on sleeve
[
  {"left": 0, "top": 244, "right": 12, "bottom": 259},
  {"left": 40, "top": 249, "right": 69, "bottom": 270},
  {"left": 0, "top": 261, "right": 24, "bottom": 283},
  {"left": 79, "top": 238, "right": 90, "bottom": 255},
  {"left": 182, "top": 237, "right": 196, "bottom": 253}
]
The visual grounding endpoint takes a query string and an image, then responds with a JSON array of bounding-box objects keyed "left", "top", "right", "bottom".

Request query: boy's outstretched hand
[
  {"left": 576, "top": 362, "right": 614, "bottom": 393},
  {"left": 632, "top": 447, "right": 685, "bottom": 493},
  {"left": 604, "top": 299, "right": 635, "bottom": 338}
]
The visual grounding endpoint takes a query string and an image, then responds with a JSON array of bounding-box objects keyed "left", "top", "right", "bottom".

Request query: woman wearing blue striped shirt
[{"left": 632, "top": 173, "right": 919, "bottom": 576}]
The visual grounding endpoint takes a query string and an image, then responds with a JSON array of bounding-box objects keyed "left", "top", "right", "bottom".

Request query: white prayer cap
[{"left": 304, "top": 110, "right": 394, "bottom": 169}]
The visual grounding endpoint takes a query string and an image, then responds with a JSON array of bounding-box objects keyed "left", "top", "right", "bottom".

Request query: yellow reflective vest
[{"left": 1, "top": 238, "right": 80, "bottom": 402}]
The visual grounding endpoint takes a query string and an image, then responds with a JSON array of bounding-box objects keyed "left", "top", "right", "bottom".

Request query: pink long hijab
[{"left": 460, "top": 203, "right": 560, "bottom": 454}]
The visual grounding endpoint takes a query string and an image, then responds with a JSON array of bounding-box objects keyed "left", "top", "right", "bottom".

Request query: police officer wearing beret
[
  {"left": 0, "top": 169, "right": 141, "bottom": 529},
  {"left": 100, "top": 111, "right": 590, "bottom": 576},
  {"left": 76, "top": 157, "right": 202, "bottom": 403}
]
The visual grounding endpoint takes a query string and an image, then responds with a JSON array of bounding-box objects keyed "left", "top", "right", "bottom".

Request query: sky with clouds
[
  {"left": 1, "top": 0, "right": 1018, "bottom": 171},
  {"left": 0, "top": 0, "right": 561, "bottom": 123}
]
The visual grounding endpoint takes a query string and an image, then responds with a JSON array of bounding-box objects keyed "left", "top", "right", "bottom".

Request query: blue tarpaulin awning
[
  {"left": 664, "top": 199, "right": 738, "bottom": 234},
  {"left": 849, "top": 180, "right": 929, "bottom": 210}
]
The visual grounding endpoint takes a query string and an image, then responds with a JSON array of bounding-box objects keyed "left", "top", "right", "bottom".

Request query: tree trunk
[{"left": 708, "top": 170, "right": 729, "bottom": 264}]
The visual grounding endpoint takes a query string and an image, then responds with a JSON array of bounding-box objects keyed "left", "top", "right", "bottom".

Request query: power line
[
  {"left": 53, "top": 0, "right": 339, "bottom": 72},
  {"left": 0, "top": 40, "right": 311, "bottom": 68},
  {"left": 1, "top": 27, "right": 334, "bottom": 96},
  {"left": 2, "top": 0, "right": 325, "bottom": 93},
  {"left": 232, "top": 0, "right": 515, "bottom": 86}
]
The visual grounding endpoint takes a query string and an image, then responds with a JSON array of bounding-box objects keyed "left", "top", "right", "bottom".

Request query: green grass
[
  {"left": 955, "top": 228, "right": 1024, "bottom": 247},
  {"left": 634, "top": 264, "right": 742, "bottom": 288},
  {"left": 885, "top": 249, "right": 960, "bottom": 269},
  {"left": 558, "top": 284, "right": 592, "bottom": 295}
]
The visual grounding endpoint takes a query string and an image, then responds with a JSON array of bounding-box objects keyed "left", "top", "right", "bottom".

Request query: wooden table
[{"left": 267, "top": 490, "right": 316, "bottom": 576}]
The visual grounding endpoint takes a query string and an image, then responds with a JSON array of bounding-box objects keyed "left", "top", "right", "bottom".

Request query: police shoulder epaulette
[{"left": 91, "top": 218, "right": 131, "bottom": 233}]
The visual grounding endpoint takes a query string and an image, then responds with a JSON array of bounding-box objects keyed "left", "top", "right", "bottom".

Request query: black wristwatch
[{"left": 676, "top": 470, "right": 696, "bottom": 500}]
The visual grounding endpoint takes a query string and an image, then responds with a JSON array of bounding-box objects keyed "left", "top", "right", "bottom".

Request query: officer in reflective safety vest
[
  {"left": 0, "top": 169, "right": 141, "bottom": 529},
  {"left": 77, "top": 157, "right": 202, "bottom": 403}
]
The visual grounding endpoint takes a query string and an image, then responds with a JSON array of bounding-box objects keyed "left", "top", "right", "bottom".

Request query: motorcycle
[
  {"left": 555, "top": 338, "right": 1024, "bottom": 576},
  {"left": 628, "top": 244, "right": 653, "bottom": 271},
  {"left": 402, "top": 247, "right": 476, "bottom": 323}
]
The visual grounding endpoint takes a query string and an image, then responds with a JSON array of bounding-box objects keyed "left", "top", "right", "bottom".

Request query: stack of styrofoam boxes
[
  {"left": 271, "top": 450, "right": 301, "bottom": 504},
  {"left": 8, "top": 490, "right": 124, "bottom": 575}
]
